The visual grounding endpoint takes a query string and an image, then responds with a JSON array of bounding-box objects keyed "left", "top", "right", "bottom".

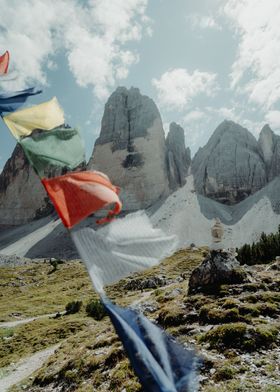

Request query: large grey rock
[
  {"left": 258, "top": 124, "right": 280, "bottom": 181},
  {"left": 0, "top": 144, "right": 49, "bottom": 225},
  {"left": 192, "top": 120, "right": 267, "bottom": 204},
  {"left": 166, "top": 122, "right": 191, "bottom": 190},
  {"left": 88, "top": 87, "right": 169, "bottom": 210},
  {"left": 188, "top": 250, "right": 249, "bottom": 294}
]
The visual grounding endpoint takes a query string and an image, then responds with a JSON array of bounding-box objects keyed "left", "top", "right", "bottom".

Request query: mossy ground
[
  {"left": 1, "top": 248, "right": 280, "bottom": 391},
  {"left": 0, "top": 260, "right": 94, "bottom": 321},
  {"left": 0, "top": 315, "right": 89, "bottom": 368}
]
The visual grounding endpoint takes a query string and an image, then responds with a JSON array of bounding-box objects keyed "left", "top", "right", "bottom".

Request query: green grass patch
[
  {"left": 0, "top": 314, "right": 89, "bottom": 367},
  {"left": 199, "top": 322, "right": 279, "bottom": 351},
  {"left": 0, "top": 260, "right": 94, "bottom": 321}
]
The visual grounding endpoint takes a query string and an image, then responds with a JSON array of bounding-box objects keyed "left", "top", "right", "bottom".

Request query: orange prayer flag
[{"left": 42, "top": 171, "right": 122, "bottom": 228}]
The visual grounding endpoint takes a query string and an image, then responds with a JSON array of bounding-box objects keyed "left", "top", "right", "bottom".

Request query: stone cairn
[{"left": 211, "top": 218, "right": 224, "bottom": 250}]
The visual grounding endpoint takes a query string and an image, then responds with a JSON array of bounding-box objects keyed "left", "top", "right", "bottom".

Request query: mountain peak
[
  {"left": 114, "top": 86, "right": 140, "bottom": 96},
  {"left": 95, "top": 86, "right": 160, "bottom": 148},
  {"left": 166, "top": 122, "right": 190, "bottom": 190},
  {"left": 258, "top": 124, "right": 275, "bottom": 164},
  {"left": 89, "top": 86, "right": 169, "bottom": 210},
  {"left": 192, "top": 120, "right": 267, "bottom": 204},
  {"left": 260, "top": 124, "right": 273, "bottom": 135}
]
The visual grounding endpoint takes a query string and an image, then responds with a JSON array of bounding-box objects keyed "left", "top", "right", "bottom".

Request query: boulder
[{"left": 188, "top": 250, "right": 249, "bottom": 294}]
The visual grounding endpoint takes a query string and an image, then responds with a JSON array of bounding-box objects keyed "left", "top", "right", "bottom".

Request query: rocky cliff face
[
  {"left": 192, "top": 120, "right": 267, "bottom": 204},
  {"left": 166, "top": 122, "right": 191, "bottom": 190},
  {"left": 0, "top": 144, "right": 49, "bottom": 225},
  {"left": 258, "top": 124, "right": 280, "bottom": 182},
  {"left": 88, "top": 87, "right": 170, "bottom": 210}
]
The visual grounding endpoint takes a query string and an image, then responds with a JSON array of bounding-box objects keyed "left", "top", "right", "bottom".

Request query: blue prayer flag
[
  {"left": 102, "top": 297, "right": 199, "bottom": 392},
  {"left": 0, "top": 88, "right": 42, "bottom": 115}
]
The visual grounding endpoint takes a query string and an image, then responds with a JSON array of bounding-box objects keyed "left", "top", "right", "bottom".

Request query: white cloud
[
  {"left": 187, "top": 14, "right": 221, "bottom": 30},
  {"left": 152, "top": 68, "right": 218, "bottom": 111},
  {"left": 265, "top": 111, "right": 280, "bottom": 130},
  {"left": 208, "top": 106, "right": 241, "bottom": 123},
  {"left": 205, "top": 106, "right": 264, "bottom": 136},
  {"left": 0, "top": 0, "right": 150, "bottom": 100},
  {"left": 223, "top": 0, "right": 280, "bottom": 109},
  {"left": 183, "top": 109, "right": 206, "bottom": 123}
]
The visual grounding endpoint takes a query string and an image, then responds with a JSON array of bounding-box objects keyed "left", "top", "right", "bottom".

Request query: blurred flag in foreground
[
  {"left": 103, "top": 297, "right": 199, "bottom": 392},
  {"left": 72, "top": 212, "right": 177, "bottom": 293}
]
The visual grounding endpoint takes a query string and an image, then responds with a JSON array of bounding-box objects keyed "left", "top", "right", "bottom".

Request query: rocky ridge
[{"left": 166, "top": 122, "right": 191, "bottom": 190}]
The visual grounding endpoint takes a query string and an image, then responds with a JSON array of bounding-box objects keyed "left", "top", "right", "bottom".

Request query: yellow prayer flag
[{"left": 3, "top": 97, "right": 65, "bottom": 139}]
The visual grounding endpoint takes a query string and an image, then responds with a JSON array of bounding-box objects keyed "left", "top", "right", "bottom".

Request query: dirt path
[
  {"left": 0, "top": 344, "right": 60, "bottom": 392},
  {"left": 0, "top": 312, "right": 65, "bottom": 328}
]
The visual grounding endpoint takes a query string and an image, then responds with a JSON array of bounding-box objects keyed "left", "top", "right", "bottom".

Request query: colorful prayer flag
[
  {"left": 20, "top": 126, "right": 85, "bottom": 177},
  {"left": 0, "top": 51, "right": 9, "bottom": 74},
  {"left": 42, "top": 171, "right": 122, "bottom": 228},
  {"left": 0, "top": 88, "right": 41, "bottom": 117},
  {"left": 3, "top": 97, "right": 63, "bottom": 139}
]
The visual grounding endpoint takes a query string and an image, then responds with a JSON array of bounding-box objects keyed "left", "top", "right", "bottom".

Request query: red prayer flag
[
  {"left": 0, "top": 51, "right": 9, "bottom": 75},
  {"left": 42, "top": 171, "right": 122, "bottom": 228}
]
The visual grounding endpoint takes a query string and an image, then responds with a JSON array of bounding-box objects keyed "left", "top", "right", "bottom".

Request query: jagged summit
[
  {"left": 166, "top": 122, "right": 191, "bottom": 190},
  {"left": 94, "top": 86, "right": 160, "bottom": 149},
  {"left": 258, "top": 124, "right": 280, "bottom": 181},
  {"left": 203, "top": 120, "right": 257, "bottom": 146},
  {"left": 89, "top": 86, "right": 170, "bottom": 210},
  {"left": 192, "top": 120, "right": 267, "bottom": 204},
  {"left": 258, "top": 124, "right": 274, "bottom": 164}
]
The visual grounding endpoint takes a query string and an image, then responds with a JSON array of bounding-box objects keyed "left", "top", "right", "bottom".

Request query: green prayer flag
[{"left": 20, "top": 127, "right": 85, "bottom": 177}]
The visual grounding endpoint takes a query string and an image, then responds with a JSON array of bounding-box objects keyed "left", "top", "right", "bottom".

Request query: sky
[{"left": 0, "top": 0, "right": 280, "bottom": 171}]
